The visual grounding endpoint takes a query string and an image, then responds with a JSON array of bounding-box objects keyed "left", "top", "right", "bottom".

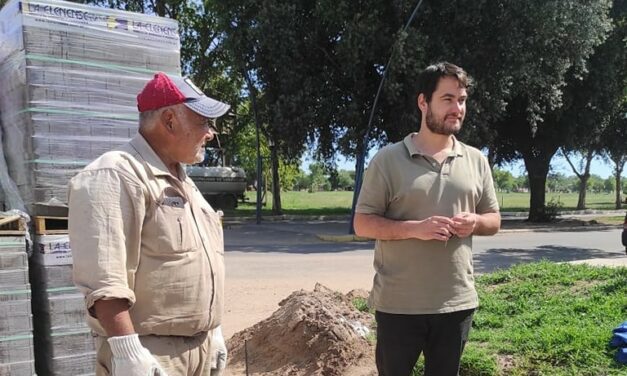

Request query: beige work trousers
[{"left": 96, "top": 332, "right": 211, "bottom": 376}]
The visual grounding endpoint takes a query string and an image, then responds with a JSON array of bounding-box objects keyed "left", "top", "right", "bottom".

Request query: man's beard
[
  {"left": 193, "top": 147, "right": 206, "bottom": 164},
  {"left": 425, "top": 108, "right": 463, "bottom": 136}
]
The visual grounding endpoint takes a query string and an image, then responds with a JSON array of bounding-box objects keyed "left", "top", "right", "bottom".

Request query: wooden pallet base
[
  {"left": 0, "top": 215, "right": 27, "bottom": 235},
  {"left": 34, "top": 216, "right": 68, "bottom": 235}
]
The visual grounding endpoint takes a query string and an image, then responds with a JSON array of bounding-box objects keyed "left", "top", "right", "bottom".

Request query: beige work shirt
[
  {"left": 356, "top": 133, "right": 499, "bottom": 314},
  {"left": 68, "top": 134, "right": 224, "bottom": 337}
]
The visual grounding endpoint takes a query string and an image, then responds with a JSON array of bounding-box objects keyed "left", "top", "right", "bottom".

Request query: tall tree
[
  {"left": 599, "top": 0, "right": 627, "bottom": 209},
  {"left": 558, "top": 0, "right": 627, "bottom": 210},
  {"left": 603, "top": 104, "right": 627, "bottom": 208},
  {"left": 461, "top": 0, "right": 612, "bottom": 221}
]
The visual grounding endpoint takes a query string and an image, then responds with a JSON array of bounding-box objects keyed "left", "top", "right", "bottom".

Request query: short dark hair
[{"left": 417, "top": 62, "right": 472, "bottom": 102}]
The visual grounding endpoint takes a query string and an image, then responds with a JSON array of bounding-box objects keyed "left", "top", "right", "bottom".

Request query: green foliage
[
  {"left": 470, "top": 262, "right": 627, "bottom": 375},
  {"left": 408, "top": 262, "right": 627, "bottom": 375},
  {"left": 65, "top": 0, "right": 625, "bottom": 219},
  {"left": 493, "top": 169, "right": 515, "bottom": 192},
  {"left": 351, "top": 297, "right": 371, "bottom": 313},
  {"left": 459, "top": 346, "right": 499, "bottom": 376},
  {"left": 539, "top": 197, "right": 564, "bottom": 222},
  {"left": 307, "top": 162, "right": 328, "bottom": 192}
]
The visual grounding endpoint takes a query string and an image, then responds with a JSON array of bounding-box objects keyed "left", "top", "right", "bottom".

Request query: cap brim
[{"left": 184, "top": 97, "right": 230, "bottom": 119}]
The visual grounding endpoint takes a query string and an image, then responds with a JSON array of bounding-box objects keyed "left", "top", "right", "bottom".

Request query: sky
[{"left": 303, "top": 151, "right": 623, "bottom": 179}]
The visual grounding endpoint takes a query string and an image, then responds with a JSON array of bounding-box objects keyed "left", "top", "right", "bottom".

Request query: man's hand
[
  {"left": 108, "top": 334, "right": 167, "bottom": 376},
  {"left": 451, "top": 212, "right": 476, "bottom": 238},
  {"left": 416, "top": 216, "right": 455, "bottom": 241},
  {"left": 210, "top": 326, "right": 227, "bottom": 376}
]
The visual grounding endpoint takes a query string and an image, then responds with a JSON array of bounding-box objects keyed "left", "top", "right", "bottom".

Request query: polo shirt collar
[
  {"left": 403, "top": 133, "right": 464, "bottom": 158},
  {"left": 129, "top": 134, "right": 188, "bottom": 180}
]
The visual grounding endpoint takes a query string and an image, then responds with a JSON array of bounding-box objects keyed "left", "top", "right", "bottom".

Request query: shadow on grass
[{"left": 474, "top": 245, "right": 625, "bottom": 274}]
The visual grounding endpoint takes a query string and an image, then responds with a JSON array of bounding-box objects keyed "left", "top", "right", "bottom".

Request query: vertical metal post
[
  {"left": 244, "top": 339, "right": 249, "bottom": 376},
  {"left": 348, "top": 0, "right": 425, "bottom": 234},
  {"left": 243, "top": 70, "right": 263, "bottom": 224}
]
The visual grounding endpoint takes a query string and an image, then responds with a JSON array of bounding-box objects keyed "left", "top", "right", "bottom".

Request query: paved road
[
  {"left": 221, "top": 221, "right": 625, "bottom": 338},
  {"left": 225, "top": 221, "right": 624, "bottom": 272}
]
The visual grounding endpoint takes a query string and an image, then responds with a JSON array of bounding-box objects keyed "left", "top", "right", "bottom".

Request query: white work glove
[
  {"left": 108, "top": 334, "right": 168, "bottom": 376},
  {"left": 209, "top": 326, "right": 227, "bottom": 376}
]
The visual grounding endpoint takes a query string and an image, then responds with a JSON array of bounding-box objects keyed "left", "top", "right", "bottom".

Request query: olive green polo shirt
[
  {"left": 69, "top": 134, "right": 225, "bottom": 337},
  {"left": 356, "top": 133, "right": 499, "bottom": 314}
]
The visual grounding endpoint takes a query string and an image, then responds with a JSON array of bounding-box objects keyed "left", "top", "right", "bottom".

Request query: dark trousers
[{"left": 375, "top": 309, "right": 475, "bottom": 376}]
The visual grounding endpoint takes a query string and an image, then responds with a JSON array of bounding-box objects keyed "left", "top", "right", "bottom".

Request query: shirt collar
[
  {"left": 403, "top": 133, "right": 464, "bottom": 158},
  {"left": 128, "top": 134, "right": 188, "bottom": 180}
]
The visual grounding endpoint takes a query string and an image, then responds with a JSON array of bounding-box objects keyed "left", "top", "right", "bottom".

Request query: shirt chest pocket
[
  {"left": 153, "top": 202, "right": 199, "bottom": 253},
  {"left": 201, "top": 208, "right": 224, "bottom": 255}
]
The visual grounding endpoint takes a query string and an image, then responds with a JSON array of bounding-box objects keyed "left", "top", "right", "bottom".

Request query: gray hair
[{"left": 138, "top": 104, "right": 186, "bottom": 130}]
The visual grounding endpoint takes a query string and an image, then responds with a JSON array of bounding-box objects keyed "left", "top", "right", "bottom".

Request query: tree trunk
[
  {"left": 154, "top": 0, "right": 166, "bottom": 17},
  {"left": 523, "top": 154, "right": 552, "bottom": 222},
  {"left": 576, "top": 176, "right": 589, "bottom": 210},
  {"left": 270, "top": 143, "right": 282, "bottom": 215},
  {"left": 612, "top": 155, "right": 625, "bottom": 209},
  {"left": 562, "top": 149, "right": 594, "bottom": 210},
  {"left": 615, "top": 168, "right": 623, "bottom": 210}
]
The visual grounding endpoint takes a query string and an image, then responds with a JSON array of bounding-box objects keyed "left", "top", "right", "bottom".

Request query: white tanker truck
[
  {"left": 185, "top": 122, "right": 247, "bottom": 210},
  {"left": 186, "top": 165, "right": 247, "bottom": 210}
]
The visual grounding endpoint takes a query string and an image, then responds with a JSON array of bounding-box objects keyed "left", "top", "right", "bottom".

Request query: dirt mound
[{"left": 226, "top": 283, "right": 376, "bottom": 376}]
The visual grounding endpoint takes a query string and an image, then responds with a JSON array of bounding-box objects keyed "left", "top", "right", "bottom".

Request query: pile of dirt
[{"left": 226, "top": 283, "right": 376, "bottom": 376}]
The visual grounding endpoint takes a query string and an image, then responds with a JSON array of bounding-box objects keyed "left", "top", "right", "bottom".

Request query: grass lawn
[
  {"left": 228, "top": 191, "right": 625, "bottom": 217},
  {"left": 461, "top": 262, "right": 627, "bottom": 376},
  {"left": 355, "top": 262, "right": 627, "bottom": 375}
]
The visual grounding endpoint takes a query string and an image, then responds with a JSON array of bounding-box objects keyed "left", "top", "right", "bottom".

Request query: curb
[
  {"left": 316, "top": 234, "right": 371, "bottom": 242},
  {"left": 315, "top": 225, "right": 622, "bottom": 243}
]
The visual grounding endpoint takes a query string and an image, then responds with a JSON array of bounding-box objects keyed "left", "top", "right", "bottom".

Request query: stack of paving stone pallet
[
  {"left": 0, "top": 215, "right": 35, "bottom": 376},
  {"left": 0, "top": 0, "right": 182, "bottom": 374},
  {"left": 0, "top": 0, "right": 181, "bottom": 214},
  {"left": 30, "top": 215, "right": 96, "bottom": 375}
]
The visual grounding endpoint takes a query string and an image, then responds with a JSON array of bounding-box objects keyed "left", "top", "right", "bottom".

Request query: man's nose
[
  {"left": 205, "top": 129, "right": 215, "bottom": 141},
  {"left": 452, "top": 101, "right": 464, "bottom": 114}
]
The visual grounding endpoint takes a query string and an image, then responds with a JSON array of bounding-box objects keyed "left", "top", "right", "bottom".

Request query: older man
[{"left": 69, "top": 72, "right": 229, "bottom": 376}]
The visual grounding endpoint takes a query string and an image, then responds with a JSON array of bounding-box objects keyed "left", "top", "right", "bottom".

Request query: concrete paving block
[
  {"left": 0, "top": 297, "right": 32, "bottom": 335},
  {"left": 0, "top": 360, "right": 36, "bottom": 376},
  {"left": 0, "top": 252, "right": 27, "bottom": 269},
  {"left": 0, "top": 268, "right": 29, "bottom": 288},
  {"left": 53, "top": 351, "right": 96, "bottom": 375},
  {"left": 0, "top": 333, "right": 35, "bottom": 363}
]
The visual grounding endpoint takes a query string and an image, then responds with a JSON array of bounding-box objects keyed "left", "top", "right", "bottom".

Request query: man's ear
[
  {"left": 417, "top": 93, "right": 428, "bottom": 113},
  {"left": 160, "top": 108, "right": 176, "bottom": 133}
]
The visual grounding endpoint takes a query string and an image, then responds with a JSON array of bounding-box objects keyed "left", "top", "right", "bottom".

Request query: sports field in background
[{"left": 232, "top": 191, "right": 625, "bottom": 216}]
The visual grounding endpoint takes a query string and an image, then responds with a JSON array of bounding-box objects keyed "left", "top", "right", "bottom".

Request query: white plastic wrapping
[{"left": 0, "top": 0, "right": 181, "bottom": 212}]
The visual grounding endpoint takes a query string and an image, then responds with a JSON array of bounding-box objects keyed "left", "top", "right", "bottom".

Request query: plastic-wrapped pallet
[
  {"left": 0, "top": 230, "right": 35, "bottom": 375},
  {"left": 0, "top": 0, "right": 181, "bottom": 213},
  {"left": 30, "top": 234, "right": 97, "bottom": 375}
]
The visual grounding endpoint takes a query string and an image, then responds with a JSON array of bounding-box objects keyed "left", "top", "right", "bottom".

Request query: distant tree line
[
  {"left": 493, "top": 169, "right": 627, "bottom": 195},
  {"left": 283, "top": 166, "right": 627, "bottom": 197}
]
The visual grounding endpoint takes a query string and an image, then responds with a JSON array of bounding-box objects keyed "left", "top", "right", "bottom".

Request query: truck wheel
[{"left": 221, "top": 194, "right": 237, "bottom": 210}]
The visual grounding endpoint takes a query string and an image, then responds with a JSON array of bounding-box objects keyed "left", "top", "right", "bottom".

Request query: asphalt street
[
  {"left": 223, "top": 220, "right": 625, "bottom": 273},
  {"left": 221, "top": 220, "right": 625, "bottom": 338}
]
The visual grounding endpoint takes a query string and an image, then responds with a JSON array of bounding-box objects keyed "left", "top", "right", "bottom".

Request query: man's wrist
[{"left": 108, "top": 333, "right": 145, "bottom": 358}]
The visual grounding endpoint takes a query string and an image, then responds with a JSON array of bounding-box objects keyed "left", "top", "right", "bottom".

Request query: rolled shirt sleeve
[
  {"left": 475, "top": 156, "right": 500, "bottom": 214},
  {"left": 356, "top": 157, "right": 390, "bottom": 216},
  {"left": 69, "top": 168, "right": 145, "bottom": 317}
]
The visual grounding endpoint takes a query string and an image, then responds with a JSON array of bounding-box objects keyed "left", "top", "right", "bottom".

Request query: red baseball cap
[{"left": 137, "top": 72, "right": 230, "bottom": 118}]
